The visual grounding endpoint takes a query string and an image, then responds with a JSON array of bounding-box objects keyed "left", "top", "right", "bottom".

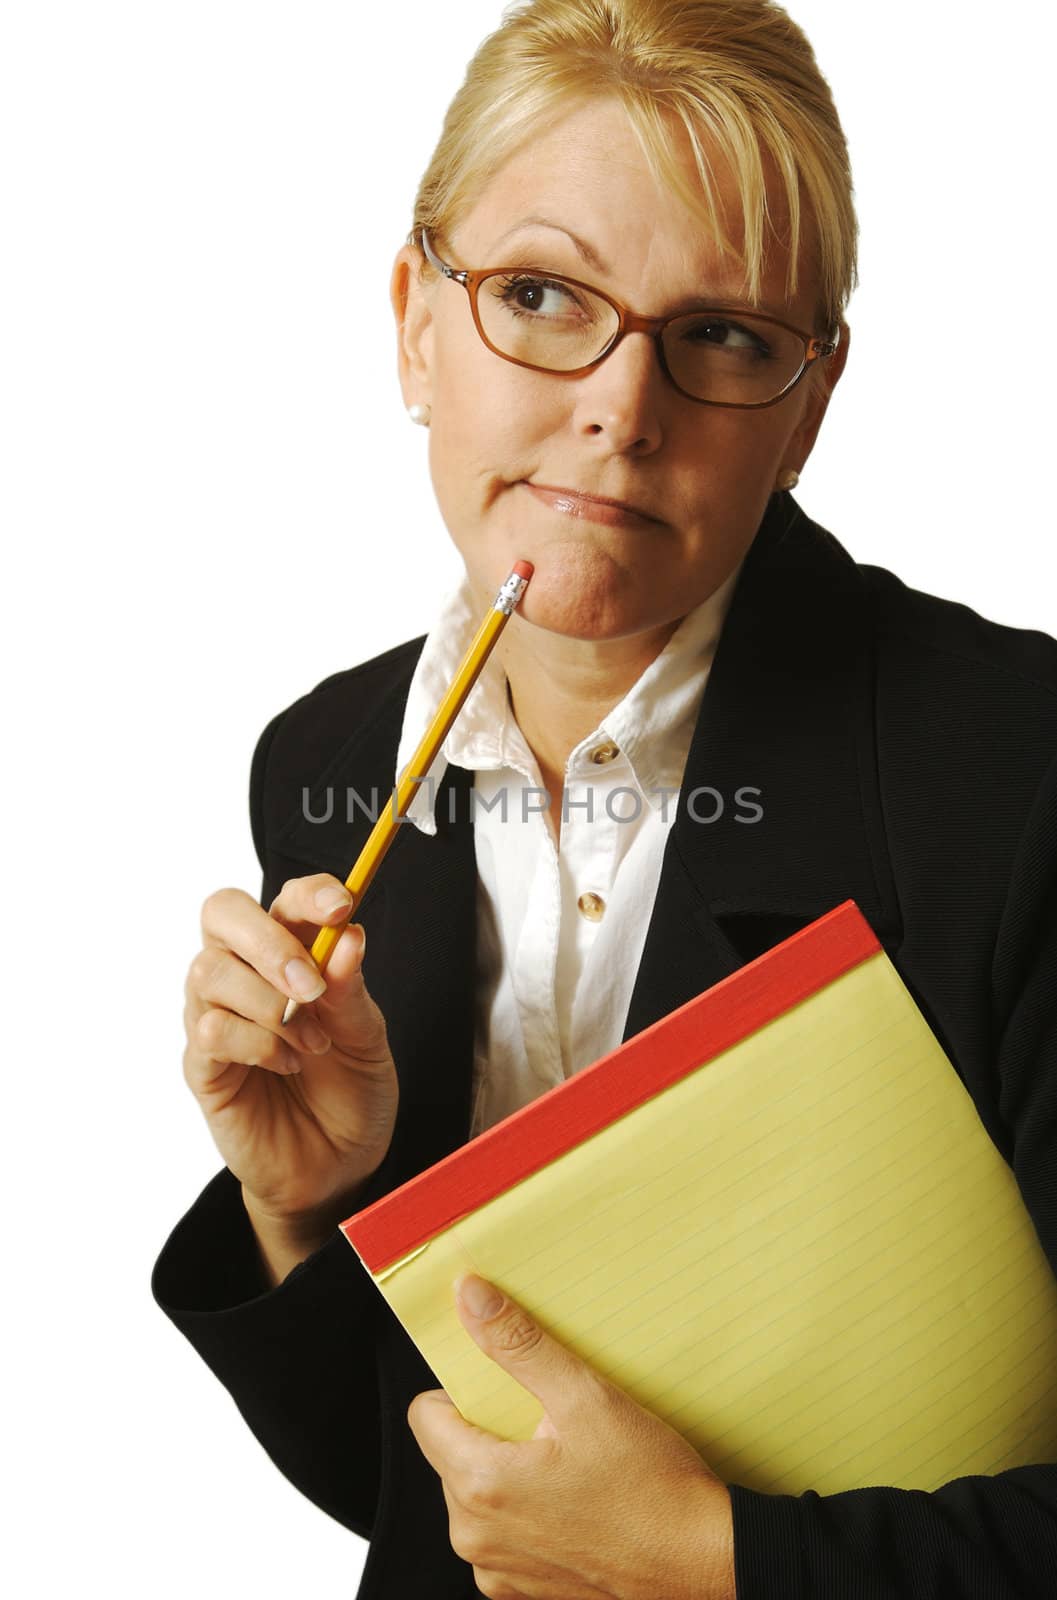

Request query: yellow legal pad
[{"left": 341, "top": 900, "right": 1057, "bottom": 1494}]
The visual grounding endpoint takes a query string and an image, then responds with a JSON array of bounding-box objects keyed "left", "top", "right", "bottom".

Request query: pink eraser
[{"left": 513, "top": 559, "right": 534, "bottom": 580}]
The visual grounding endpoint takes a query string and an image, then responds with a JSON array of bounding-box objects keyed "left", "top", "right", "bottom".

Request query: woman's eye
[
  {"left": 683, "top": 316, "right": 771, "bottom": 356},
  {"left": 493, "top": 274, "right": 582, "bottom": 317}
]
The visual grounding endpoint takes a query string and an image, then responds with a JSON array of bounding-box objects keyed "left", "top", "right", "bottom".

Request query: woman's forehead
[{"left": 451, "top": 97, "right": 813, "bottom": 310}]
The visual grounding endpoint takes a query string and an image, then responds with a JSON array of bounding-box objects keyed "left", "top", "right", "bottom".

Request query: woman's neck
[{"left": 495, "top": 616, "right": 681, "bottom": 812}]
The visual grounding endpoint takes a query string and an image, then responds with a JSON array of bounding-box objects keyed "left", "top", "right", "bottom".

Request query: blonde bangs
[{"left": 411, "top": 0, "right": 857, "bottom": 339}]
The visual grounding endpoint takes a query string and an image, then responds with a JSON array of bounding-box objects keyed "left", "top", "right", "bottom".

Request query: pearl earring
[
  {"left": 407, "top": 403, "right": 432, "bottom": 427},
  {"left": 775, "top": 467, "right": 800, "bottom": 492}
]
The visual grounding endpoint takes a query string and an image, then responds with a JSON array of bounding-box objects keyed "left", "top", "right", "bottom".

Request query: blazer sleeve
[
  {"left": 727, "top": 752, "right": 1057, "bottom": 1599},
  {"left": 150, "top": 706, "right": 386, "bottom": 1542}
]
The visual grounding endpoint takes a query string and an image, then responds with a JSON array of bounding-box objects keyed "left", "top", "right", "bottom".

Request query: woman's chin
[
  {"left": 510, "top": 563, "right": 660, "bottom": 641},
  {"left": 467, "top": 533, "right": 678, "bottom": 638}
]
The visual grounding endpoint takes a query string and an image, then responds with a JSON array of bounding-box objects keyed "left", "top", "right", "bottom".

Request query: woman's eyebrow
[
  {"left": 490, "top": 217, "right": 609, "bottom": 273},
  {"left": 488, "top": 217, "right": 792, "bottom": 321}
]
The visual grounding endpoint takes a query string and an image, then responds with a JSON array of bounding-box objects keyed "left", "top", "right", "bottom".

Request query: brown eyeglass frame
[{"left": 415, "top": 228, "right": 840, "bottom": 411}]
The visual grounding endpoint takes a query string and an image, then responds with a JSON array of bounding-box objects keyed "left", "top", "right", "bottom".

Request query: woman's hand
[
  {"left": 409, "top": 1276, "right": 736, "bottom": 1600},
  {"left": 182, "top": 874, "right": 399, "bottom": 1270}
]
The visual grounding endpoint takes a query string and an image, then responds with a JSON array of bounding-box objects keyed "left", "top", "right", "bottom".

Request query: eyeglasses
[{"left": 416, "top": 228, "right": 839, "bottom": 411}]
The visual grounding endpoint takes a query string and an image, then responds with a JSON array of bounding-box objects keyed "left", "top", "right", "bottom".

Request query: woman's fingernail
[
  {"left": 285, "top": 957, "right": 326, "bottom": 1000},
  {"left": 457, "top": 1274, "right": 504, "bottom": 1320},
  {"left": 315, "top": 887, "right": 352, "bottom": 917}
]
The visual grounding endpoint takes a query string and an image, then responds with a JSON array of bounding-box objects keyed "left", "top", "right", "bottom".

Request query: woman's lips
[{"left": 521, "top": 481, "right": 659, "bottom": 527}]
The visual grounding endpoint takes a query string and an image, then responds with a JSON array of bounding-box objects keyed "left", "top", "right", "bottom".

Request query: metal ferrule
[{"left": 494, "top": 571, "right": 530, "bottom": 616}]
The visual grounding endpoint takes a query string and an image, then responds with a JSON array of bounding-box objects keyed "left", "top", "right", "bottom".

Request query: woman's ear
[
  {"left": 786, "top": 316, "right": 852, "bottom": 473},
  {"left": 821, "top": 316, "right": 851, "bottom": 399},
  {"left": 390, "top": 243, "right": 435, "bottom": 412}
]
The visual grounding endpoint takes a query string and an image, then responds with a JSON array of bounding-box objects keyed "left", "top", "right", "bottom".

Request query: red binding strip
[{"left": 342, "top": 898, "right": 879, "bottom": 1273}]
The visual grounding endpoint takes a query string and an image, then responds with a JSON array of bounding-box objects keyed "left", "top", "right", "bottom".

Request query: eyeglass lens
[{"left": 476, "top": 271, "right": 806, "bottom": 405}]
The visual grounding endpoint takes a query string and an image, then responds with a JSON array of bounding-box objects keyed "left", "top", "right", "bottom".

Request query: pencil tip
[{"left": 281, "top": 997, "right": 299, "bottom": 1026}]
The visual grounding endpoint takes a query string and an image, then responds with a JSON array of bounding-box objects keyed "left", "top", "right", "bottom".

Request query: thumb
[
  {"left": 313, "top": 925, "right": 390, "bottom": 1058},
  {"left": 454, "top": 1274, "right": 593, "bottom": 1426}
]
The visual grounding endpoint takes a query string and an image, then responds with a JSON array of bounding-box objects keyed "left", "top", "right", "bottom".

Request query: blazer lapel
[
  {"left": 624, "top": 491, "right": 902, "bottom": 1040},
  {"left": 274, "top": 714, "right": 479, "bottom": 1168},
  {"left": 359, "top": 764, "right": 477, "bottom": 1168}
]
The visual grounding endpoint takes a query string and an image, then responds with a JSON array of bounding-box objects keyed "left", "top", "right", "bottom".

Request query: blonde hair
[{"left": 410, "top": 0, "right": 858, "bottom": 340}]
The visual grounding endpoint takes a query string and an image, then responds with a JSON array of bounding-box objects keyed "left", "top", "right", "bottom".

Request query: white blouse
[{"left": 394, "top": 562, "right": 742, "bottom": 1138}]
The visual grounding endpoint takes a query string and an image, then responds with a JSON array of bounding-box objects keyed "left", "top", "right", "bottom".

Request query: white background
[{"left": 3, "top": 2, "right": 1054, "bottom": 1595}]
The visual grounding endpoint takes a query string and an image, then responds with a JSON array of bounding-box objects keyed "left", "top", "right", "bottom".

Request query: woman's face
[{"left": 393, "top": 97, "right": 849, "bottom": 640}]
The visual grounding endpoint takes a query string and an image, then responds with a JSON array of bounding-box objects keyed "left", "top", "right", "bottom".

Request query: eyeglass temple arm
[
  {"left": 812, "top": 324, "right": 841, "bottom": 359},
  {"left": 415, "top": 227, "right": 467, "bottom": 284}
]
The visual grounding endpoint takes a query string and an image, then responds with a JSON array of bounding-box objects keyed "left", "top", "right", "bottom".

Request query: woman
[{"left": 153, "top": 1, "right": 1057, "bottom": 1595}]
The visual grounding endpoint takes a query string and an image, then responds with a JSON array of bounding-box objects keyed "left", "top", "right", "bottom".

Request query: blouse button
[
  {"left": 589, "top": 741, "right": 620, "bottom": 764},
  {"left": 577, "top": 891, "right": 606, "bottom": 922}
]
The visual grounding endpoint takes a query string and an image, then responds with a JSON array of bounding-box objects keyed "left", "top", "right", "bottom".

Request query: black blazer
[{"left": 153, "top": 491, "right": 1057, "bottom": 1598}]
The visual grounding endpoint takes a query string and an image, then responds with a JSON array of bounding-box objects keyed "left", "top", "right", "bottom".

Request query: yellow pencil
[{"left": 281, "top": 559, "right": 534, "bottom": 1025}]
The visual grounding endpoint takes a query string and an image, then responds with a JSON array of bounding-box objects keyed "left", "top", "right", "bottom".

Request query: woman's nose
[{"left": 571, "top": 331, "right": 666, "bottom": 454}]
